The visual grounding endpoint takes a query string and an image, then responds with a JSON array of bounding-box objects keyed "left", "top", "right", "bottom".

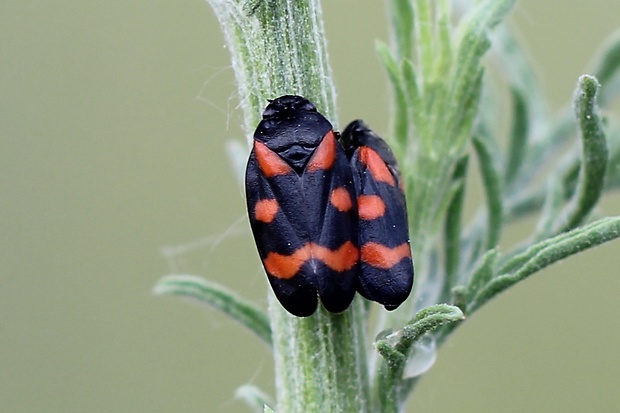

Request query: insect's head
[
  {"left": 263, "top": 95, "right": 318, "bottom": 120},
  {"left": 340, "top": 119, "right": 370, "bottom": 156}
]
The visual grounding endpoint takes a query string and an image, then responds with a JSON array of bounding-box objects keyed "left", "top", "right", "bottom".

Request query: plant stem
[{"left": 205, "top": 0, "right": 369, "bottom": 411}]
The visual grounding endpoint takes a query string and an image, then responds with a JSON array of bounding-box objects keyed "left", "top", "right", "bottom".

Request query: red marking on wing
[
  {"left": 307, "top": 131, "right": 336, "bottom": 172},
  {"left": 357, "top": 195, "right": 386, "bottom": 220},
  {"left": 361, "top": 242, "right": 411, "bottom": 269},
  {"left": 330, "top": 187, "right": 353, "bottom": 212},
  {"left": 359, "top": 147, "right": 396, "bottom": 186},
  {"left": 310, "top": 241, "right": 359, "bottom": 272},
  {"left": 254, "top": 141, "right": 293, "bottom": 177},
  {"left": 263, "top": 245, "right": 312, "bottom": 280},
  {"left": 254, "top": 199, "right": 279, "bottom": 223},
  {"left": 262, "top": 241, "right": 359, "bottom": 280}
]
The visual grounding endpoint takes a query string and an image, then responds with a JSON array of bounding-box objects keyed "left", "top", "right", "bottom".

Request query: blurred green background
[{"left": 2, "top": 1, "right": 620, "bottom": 412}]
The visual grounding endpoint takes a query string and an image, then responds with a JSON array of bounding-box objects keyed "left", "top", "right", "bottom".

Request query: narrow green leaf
[
  {"left": 375, "top": 340, "right": 406, "bottom": 369},
  {"left": 499, "top": 217, "right": 587, "bottom": 275},
  {"left": 475, "top": 70, "right": 500, "bottom": 141},
  {"left": 154, "top": 275, "right": 272, "bottom": 345},
  {"left": 377, "top": 41, "right": 409, "bottom": 146},
  {"left": 553, "top": 75, "right": 608, "bottom": 233},
  {"left": 393, "top": 304, "right": 465, "bottom": 356},
  {"left": 236, "top": 385, "right": 275, "bottom": 413},
  {"left": 451, "top": 0, "right": 516, "bottom": 116},
  {"left": 432, "top": 0, "right": 515, "bottom": 153},
  {"left": 432, "top": 177, "right": 465, "bottom": 239},
  {"left": 472, "top": 135, "right": 504, "bottom": 250},
  {"left": 402, "top": 59, "right": 423, "bottom": 135},
  {"left": 504, "top": 87, "right": 529, "bottom": 186},
  {"left": 390, "top": 0, "right": 414, "bottom": 61},
  {"left": 413, "top": 0, "right": 434, "bottom": 79},
  {"left": 443, "top": 156, "right": 469, "bottom": 298},
  {"left": 375, "top": 304, "right": 464, "bottom": 411},
  {"left": 435, "top": 0, "right": 452, "bottom": 76},
  {"left": 466, "top": 248, "right": 499, "bottom": 304},
  {"left": 375, "top": 305, "right": 464, "bottom": 368},
  {"left": 470, "top": 216, "right": 620, "bottom": 313},
  {"left": 264, "top": 405, "right": 275, "bottom": 413},
  {"left": 452, "top": 68, "right": 485, "bottom": 149}
]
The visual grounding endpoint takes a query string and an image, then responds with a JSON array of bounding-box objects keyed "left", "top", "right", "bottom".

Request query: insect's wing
[
  {"left": 301, "top": 131, "right": 358, "bottom": 313},
  {"left": 344, "top": 121, "right": 414, "bottom": 310},
  {"left": 245, "top": 131, "right": 359, "bottom": 316},
  {"left": 245, "top": 144, "right": 318, "bottom": 317}
]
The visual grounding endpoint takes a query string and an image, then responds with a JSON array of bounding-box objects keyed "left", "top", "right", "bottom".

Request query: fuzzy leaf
[
  {"left": 470, "top": 216, "right": 620, "bottom": 312},
  {"left": 375, "top": 304, "right": 464, "bottom": 411},
  {"left": 453, "top": 68, "right": 485, "bottom": 148},
  {"left": 472, "top": 135, "right": 504, "bottom": 250},
  {"left": 154, "top": 275, "right": 271, "bottom": 345},
  {"left": 376, "top": 304, "right": 465, "bottom": 360},
  {"left": 552, "top": 75, "right": 608, "bottom": 233},
  {"left": 435, "top": 0, "right": 452, "bottom": 76},
  {"left": 390, "top": 0, "right": 414, "bottom": 61},
  {"left": 498, "top": 218, "right": 591, "bottom": 275},
  {"left": 413, "top": 0, "right": 434, "bottom": 76},
  {"left": 450, "top": 0, "right": 516, "bottom": 144},
  {"left": 443, "top": 156, "right": 469, "bottom": 298},
  {"left": 376, "top": 340, "right": 407, "bottom": 370},
  {"left": 504, "top": 87, "right": 529, "bottom": 186},
  {"left": 402, "top": 58, "right": 423, "bottom": 134}
]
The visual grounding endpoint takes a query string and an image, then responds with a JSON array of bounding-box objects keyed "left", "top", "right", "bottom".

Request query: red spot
[
  {"left": 361, "top": 242, "right": 411, "bottom": 269},
  {"left": 263, "top": 245, "right": 312, "bottom": 279},
  {"left": 254, "top": 199, "right": 279, "bottom": 223},
  {"left": 359, "top": 147, "right": 396, "bottom": 186},
  {"left": 357, "top": 195, "right": 386, "bottom": 220},
  {"left": 307, "top": 131, "right": 336, "bottom": 172},
  {"left": 330, "top": 187, "right": 353, "bottom": 212},
  {"left": 254, "top": 141, "right": 293, "bottom": 177},
  {"left": 262, "top": 241, "right": 359, "bottom": 279},
  {"left": 310, "top": 241, "right": 359, "bottom": 272}
]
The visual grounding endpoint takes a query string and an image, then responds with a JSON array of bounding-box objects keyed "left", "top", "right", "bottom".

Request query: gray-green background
[{"left": 2, "top": 1, "right": 620, "bottom": 411}]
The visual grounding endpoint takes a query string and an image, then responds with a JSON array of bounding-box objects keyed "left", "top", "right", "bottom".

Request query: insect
[
  {"left": 245, "top": 95, "right": 413, "bottom": 317},
  {"left": 340, "top": 120, "right": 414, "bottom": 311},
  {"left": 245, "top": 95, "right": 358, "bottom": 317}
]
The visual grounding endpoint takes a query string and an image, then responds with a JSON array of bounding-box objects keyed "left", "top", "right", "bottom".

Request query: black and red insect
[
  {"left": 245, "top": 95, "right": 413, "bottom": 317},
  {"left": 340, "top": 120, "right": 414, "bottom": 310}
]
